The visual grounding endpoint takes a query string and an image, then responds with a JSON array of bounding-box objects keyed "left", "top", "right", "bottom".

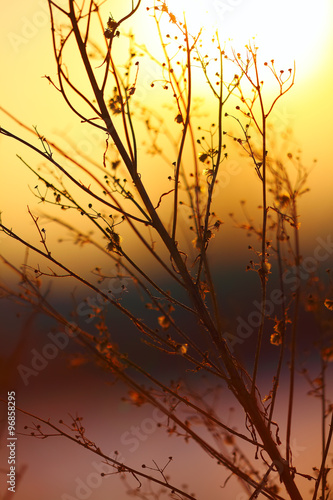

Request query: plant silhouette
[{"left": 0, "top": 1, "right": 332, "bottom": 499}]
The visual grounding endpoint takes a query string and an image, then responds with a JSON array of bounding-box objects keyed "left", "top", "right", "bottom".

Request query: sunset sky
[
  {"left": 1, "top": 0, "right": 332, "bottom": 258},
  {"left": 1, "top": 1, "right": 333, "bottom": 499}
]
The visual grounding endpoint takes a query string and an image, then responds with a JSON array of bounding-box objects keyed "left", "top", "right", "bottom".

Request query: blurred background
[{"left": 1, "top": 0, "right": 333, "bottom": 498}]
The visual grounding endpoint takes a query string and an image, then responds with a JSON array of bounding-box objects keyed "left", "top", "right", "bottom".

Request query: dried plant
[{"left": 0, "top": 1, "right": 332, "bottom": 499}]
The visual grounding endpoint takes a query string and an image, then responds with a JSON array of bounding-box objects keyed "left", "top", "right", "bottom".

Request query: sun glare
[{"left": 165, "top": 0, "right": 331, "bottom": 77}]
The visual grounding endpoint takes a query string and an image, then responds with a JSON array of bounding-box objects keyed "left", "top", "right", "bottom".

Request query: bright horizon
[
  {"left": 1, "top": 3, "right": 333, "bottom": 498},
  {"left": 1, "top": 1, "right": 332, "bottom": 272}
]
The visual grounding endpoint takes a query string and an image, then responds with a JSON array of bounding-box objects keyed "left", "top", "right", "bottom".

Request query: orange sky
[
  {"left": 1, "top": 0, "right": 332, "bottom": 274},
  {"left": 1, "top": 0, "right": 333, "bottom": 315},
  {"left": 1, "top": 3, "right": 333, "bottom": 499}
]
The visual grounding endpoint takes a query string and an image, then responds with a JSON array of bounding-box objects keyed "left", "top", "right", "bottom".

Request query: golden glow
[
  {"left": 1, "top": 0, "right": 332, "bottom": 273},
  {"left": 165, "top": 0, "right": 331, "bottom": 77}
]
